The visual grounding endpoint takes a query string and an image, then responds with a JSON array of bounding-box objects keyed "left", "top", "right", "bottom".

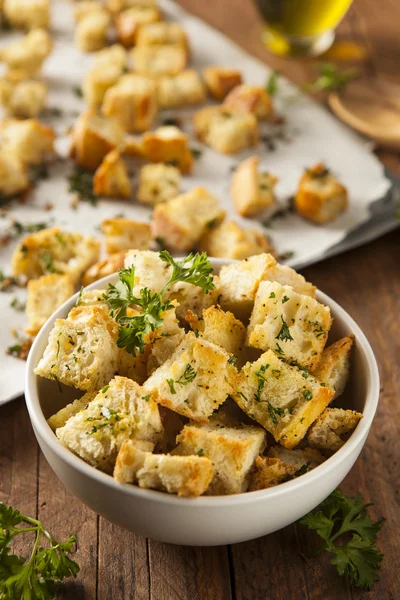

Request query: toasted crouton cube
[
  {"left": 156, "top": 70, "right": 206, "bottom": 108},
  {"left": 102, "top": 218, "right": 151, "bottom": 253},
  {"left": 193, "top": 106, "right": 259, "bottom": 154},
  {"left": 131, "top": 45, "right": 187, "bottom": 77},
  {"left": 186, "top": 305, "right": 245, "bottom": 357},
  {"left": 26, "top": 274, "right": 74, "bottom": 335},
  {"left": 83, "top": 65, "right": 124, "bottom": 107},
  {"left": 0, "top": 119, "right": 54, "bottom": 166},
  {"left": 82, "top": 252, "right": 126, "bottom": 286},
  {"left": 218, "top": 253, "right": 276, "bottom": 321},
  {"left": 114, "top": 6, "right": 161, "bottom": 47},
  {"left": 75, "top": 9, "right": 111, "bottom": 53},
  {"left": 142, "top": 125, "right": 193, "bottom": 173},
  {"left": 247, "top": 281, "right": 332, "bottom": 370},
  {"left": 47, "top": 391, "right": 98, "bottom": 431},
  {"left": 295, "top": 163, "right": 348, "bottom": 224},
  {"left": 93, "top": 44, "right": 128, "bottom": 69},
  {"left": 224, "top": 84, "right": 273, "bottom": 120},
  {"left": 268, "top": 446, "right": 326, "bottom": 469},
  {"left": 74, "top": 1, "right": 104, "bottom": 22},
  {"left": 93, "top": 150, "right": 131, "bottom": 198},
  {"left": 137, "top": 163, "right": 181, "bottom": 206},
  {"left": 307, "top": 408, "right": 362, "bottom": 452},
  {"left": 76, "top": 289, "right": 110, "bottom": 311},
  {"left": 12, "top": 227, "right": 100, "bottom": 284},
  {"left": 151, "top": 187, "right": 225, "bottom": 252},
  {"left": 231, "top": 155, "right": 277, "bottom": 217},
  {"left": 200, "top": 220, "right": 274, "bottom": 260},
  {"left": 34, "top": 306, "right": 120, "bottom": 391},
  {"left": 136, "top": 21, "right": 188, "bottom": 49},
  {"left": 102, "top": 74, "right": 158, "bottom": 133},
  {"left": 55, "top": 377, "right": 163, "bottom": 472},
  {"left": 0, "top": 150, "right": 29, "bottom": 197},
  {"left": 233, "top": 350, "right": 334, "bottom": 448},
  {"left": 0, "top": 29, "right": 52, "bottom": 75},
  {"left": 114, "top": 441, "right": 214, "bottom": 496},
  {"left": 71, "top": 110, "right": 126, "bottom": 172},
  {"left": 0, "top": 78, "right": 47, "bottom": 118},
  {"left": 175, "top": 421, "right": 266, "bottom": 494},
  {"left": 202, "top": 66, "right": 243, "bottom": 100},
  {"left": 249, "top": 456, "right": 297, "bottom": 491},
  {"left": 145, "top": 300, "right": 185, "bottom": 375},
  {"left": 3, "top": 0, "right": 50, "bottom": 29},
  {"left": 143, "top": 332, "right": 237, "bottom": 422},
  {"left": 123, "top": 249, "right": 220, "bottom": 321},
  {"left": 219, "top": 254, "right": 316, "bottom": 323},
  {"left": 313, "top": 335, "right": 354, "bottom": 399}
]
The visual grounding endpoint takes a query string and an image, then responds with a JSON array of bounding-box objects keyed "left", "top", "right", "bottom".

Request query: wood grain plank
[
  {"left": 230, "top": 525, "right": 309, "bottom": 600},
  {"left": 97, "top": 520, "right": 150, "bottom": 600},
  {"left": 0, "top": 398, "right": 38, "bottom": 557},
  {"left": 148, "top": 541, "right": 232, "bottom": 600},
  {"left": 38, "top": 453, "right": 98, "bottom": 600}
]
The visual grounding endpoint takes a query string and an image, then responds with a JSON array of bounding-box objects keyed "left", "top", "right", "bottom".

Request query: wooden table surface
[{"left": 1, "top": 1, "right": 400, "bottom": 598}]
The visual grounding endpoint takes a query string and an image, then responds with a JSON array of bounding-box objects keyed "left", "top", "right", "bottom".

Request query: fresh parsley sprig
[
  {"left": 306, "top": 63, "right": 359, "bottom": 93},
  {"left": 299, "top": 489, "right": 384, "bottom": 590},
  {"left": 0, "top": 503, "right": 79, "bottom": 600},
  {"left": 104, "top": 251, "right": 215, "bottom": 356}
]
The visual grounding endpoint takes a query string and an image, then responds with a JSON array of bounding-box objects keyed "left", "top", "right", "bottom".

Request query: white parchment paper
[{"left": 0, "top": 0, "right": 391, "bottom": 404}]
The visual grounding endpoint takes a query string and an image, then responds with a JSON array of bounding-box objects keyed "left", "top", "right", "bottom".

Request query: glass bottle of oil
[{"left": 254, "top": 0, "right": 353, "bottom": 57}]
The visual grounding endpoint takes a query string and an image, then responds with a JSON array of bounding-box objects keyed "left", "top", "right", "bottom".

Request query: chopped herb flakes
[
  {"left": 276, "top": 316, "right": 294, "bottom": 342},
  {"left": 68, "top": 167, "right": 98, "bottom": 206},
  {"left": 268, "top": 402, "right": 285, "bottom": 424}
]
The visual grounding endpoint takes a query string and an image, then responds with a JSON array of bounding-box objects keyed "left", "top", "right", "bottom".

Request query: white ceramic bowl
[{"left": 25, "top": 259, "right": 380, "bottom": 546}]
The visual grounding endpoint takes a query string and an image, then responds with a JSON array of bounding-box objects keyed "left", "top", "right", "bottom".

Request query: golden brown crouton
[
  {"left": 193, "top": 105, "right": 259, "bottom": 154},
  {"left": 231, "top": 156, "right": 278, "bottom": 217},
  {"left": 175, "top": 421, "right": 266, "bottom": 494},
  {"left": 202, "top": 66, "right": 243, "bottom": 100},
  {"left": 233, "top": 350, "right": 334, "bottom": 448},
  {"left": 102, "top": 218, "right": 151, "bottom": 254},
  {"left": 0, "top": 29, "right": 52, "bottom": 75},
  {"left": 249, "top": 456, "right": 297, "bottom": 491},
  {"left": 0, "top": 118, "right": 55, "bottom": 166},
  {"left": 56, "top": 377, "right": 163, "bottom": 472},
  {"left": 71, "top": 110, "right": 126, "bottom": 172},
  {"left": 102, "top": 74, "right": 158, "bottom": 133},
  {"left": 131, "top": 44, "right": 187, "bottom": 77},
  {"left": 83, "top": 45, "right": 128, "bottom": 106},
  {"left": 307, "top": 408, "right": 363, "bottom": 452},
  {"left": 156, "top": 69, "right": 206, "bottom": 108},
  {"left": 143, "top": 332, "right": 238, "bottom": 422},
  {"left": 136, "top": 21, "right": 188, "bottom": 49},
  {"left": 12, "top": 227, "right": 100, "bottom": 284},
  {"left": 3, "top": 0, "right": 50, "bottom": 29},
  {"left": 82, "top": 252, "right": 126, "bottom": 286},
  {"left": 47, "top": 391, "right": 98, "bottom": 431},
  {"left": 151, "top": 187, "right": 225, "bottom": 252},
  {"left": 114, "top": 6, "right": 161, "bottom": 47},
  {"left": 295, "top": 163, "right": 348, "bottom": 224},
  {"left": 141, "top": 125, "right": 193, "bottom": 173},
  {"left": 0, "top": 78, "right": 47, "bottom": 118},
  {"left": 114, "top": 441, "right": 214, "bottom": 496},
  {"left": 186, "top": 305, "right": 245, "bottom": 357},
  {"left": 75, "top": 9, "right": 111, "bottom": 53},
  {"left": 313, "top": 335, "right": 354, "bottom": 399},
  {"left": 26, "top": 274, "right": 74, "bottom": 335},
  {"left": 34, "top": 305, "right": 120, "bottom": 391},
  {"left": 0, "top": 150, "right": 29, "bottom": 197},
  {"left": 199, "top": 220, "right": 275, "bottom": 260},
  {"left": 137, "top": 163, "right": 181, "bottom": 206},
  {"left": 93, "top": 150, "right": 131, "bottom": 198},
  {"left": 247, "top": 281, "right": 332, "bottom": 370},
  {"left": 224, "top": 84, "right": 273, "bottom": 120}
]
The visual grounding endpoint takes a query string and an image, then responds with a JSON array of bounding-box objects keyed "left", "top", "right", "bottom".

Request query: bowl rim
[{"left": 25, "top": 261, "right": 380, "bottom": 508}]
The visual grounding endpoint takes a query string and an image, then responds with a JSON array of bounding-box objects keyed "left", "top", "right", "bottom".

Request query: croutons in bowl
[{"left": 25, "top": 254, "right": 379, "bottom": 546}]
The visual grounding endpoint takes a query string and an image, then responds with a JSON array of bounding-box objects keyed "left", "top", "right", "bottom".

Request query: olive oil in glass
[{"left": 254, "top": 0, "right": 353, "bottom": 57}]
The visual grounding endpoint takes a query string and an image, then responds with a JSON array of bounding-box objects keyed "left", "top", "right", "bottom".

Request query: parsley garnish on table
[
  {"left": 0, "top": 503, "right": 79, "bottom": 599},
  {"left": 299, "top": 489, "right": 384, "bottom": 590},
  {"left": 306, "top": 63, "right": 359, "bottom": 93},
  {"left": 104, "top": 251, "right": 215, "bottom": 356}
]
